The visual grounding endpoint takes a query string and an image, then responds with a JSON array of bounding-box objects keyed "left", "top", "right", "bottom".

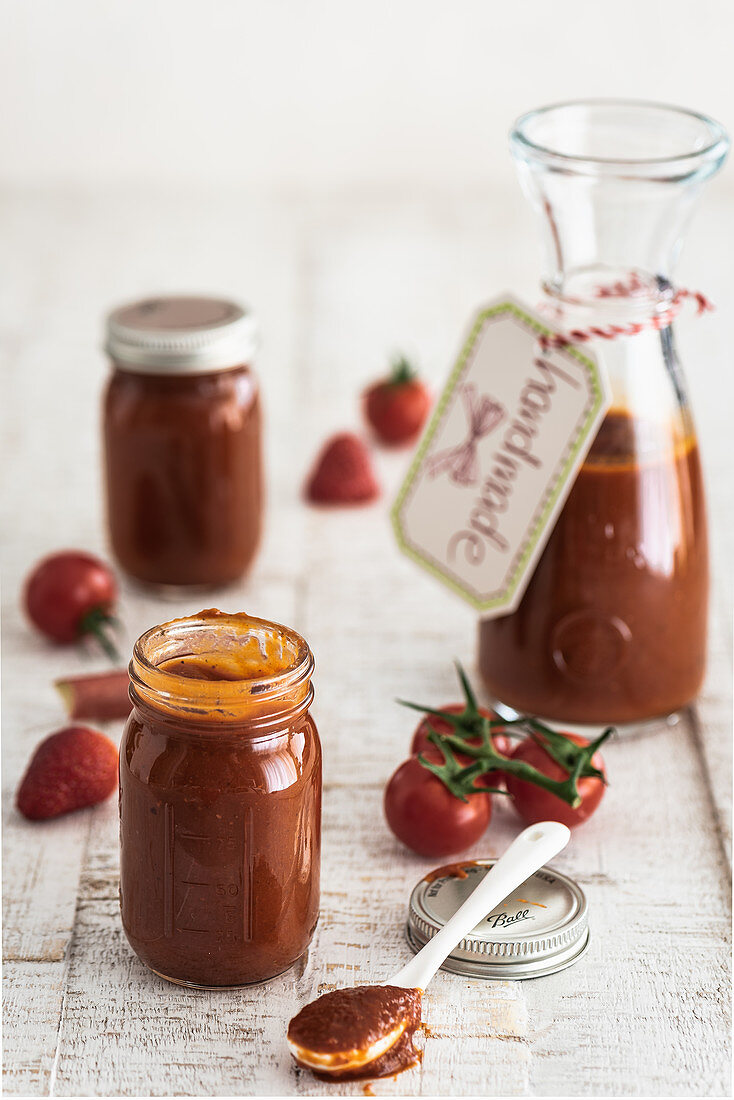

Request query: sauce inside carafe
[{"left": 478, "top": 407, "right": 708, "bottom": 723}]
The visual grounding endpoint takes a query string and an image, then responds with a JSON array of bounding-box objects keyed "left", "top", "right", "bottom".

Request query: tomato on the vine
[
  {"left": 505, "top": 733, "right": 607, "bottom": 828},
  {"left": 410, "top": 704, "right": 512, "bottom": 787},
  {"left": 392, "top": 664, "right": 612, "bottom": 854},
  {"left": 384, "top": 750, "right": 492, "bottom": 857},
  {"left": 410, "top": 704, "right": 511, "bottom": 756}
]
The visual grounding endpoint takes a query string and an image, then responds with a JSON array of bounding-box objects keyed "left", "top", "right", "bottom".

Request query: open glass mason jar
[
  {"left": 119, "top": 610, "right": 321, "bottom": 987},
  {"left": 479, "top": 101, "right": 728, "bottom": 725}
]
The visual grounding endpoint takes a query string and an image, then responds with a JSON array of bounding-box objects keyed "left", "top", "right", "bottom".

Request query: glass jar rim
[
  {"left": 129, "top": 610, "right": 314, "bottom": 725},
  {"left": 510, "top": 98, "right": 729, "bottom": 173}
]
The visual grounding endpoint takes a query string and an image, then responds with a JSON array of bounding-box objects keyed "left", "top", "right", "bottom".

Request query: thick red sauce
[
  {"left": 479, "top": 411, "right": 708, "bottom": 722},
  {"left": 119, "top": 612, "right": 320, "bottom": 988},
  {"left": 423, "top": 862, "right": 473, "bottom": 883},
  {"left": 288, "top": 985, "right": 423, "bottom": 1081},
  {"left": 104, "top": 365, "right": 262, "bottom": 588}
]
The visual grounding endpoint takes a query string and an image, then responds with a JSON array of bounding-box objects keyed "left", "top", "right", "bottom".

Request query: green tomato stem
[
  {"left": 402, "top": 662, "right": 614, "bottom": 810},
  {"left": 80, "top": 608, "right": 122, "bottom": 664}
]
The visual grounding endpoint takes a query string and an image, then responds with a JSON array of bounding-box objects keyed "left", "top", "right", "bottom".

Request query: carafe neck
[{"left": 510, "top": 101, "right": 728, "bottom": 309}]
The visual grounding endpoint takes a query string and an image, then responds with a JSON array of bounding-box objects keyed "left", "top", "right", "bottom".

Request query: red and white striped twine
[{"left": 538, "top": 275, "right": 713, "bottom": 351}]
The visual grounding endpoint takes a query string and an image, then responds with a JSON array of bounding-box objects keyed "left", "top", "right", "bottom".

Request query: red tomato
[
  {"left": 363, "top": 359, "right": 431, "bottom": 446},
  {"left": 410, "top": 704, "right": 512, "bottom": 787},
  {"left": 505, "top": 733, "right": 606, "bottom": 828},
  {"left": 24, "top": 551, "right": 118, "bottom": 644},
  {"left": 384, "top": 751, "right": 492, "bottom": 857}
]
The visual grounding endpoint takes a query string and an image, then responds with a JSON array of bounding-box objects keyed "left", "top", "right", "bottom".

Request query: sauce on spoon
[{"left": 287, "top": 985, "right": 422, "bottom": 1080}]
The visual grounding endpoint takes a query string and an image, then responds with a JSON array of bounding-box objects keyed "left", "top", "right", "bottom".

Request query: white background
[{"left": 2, "top": 0, "right": 732, "bottom": 195}]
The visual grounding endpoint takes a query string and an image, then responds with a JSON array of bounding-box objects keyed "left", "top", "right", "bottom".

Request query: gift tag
[{"left": 392, "top": 295, "right": 611, "bottom": 617}]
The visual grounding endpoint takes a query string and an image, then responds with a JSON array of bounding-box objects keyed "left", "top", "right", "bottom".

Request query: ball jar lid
[
  {"left": 105, "top": 294, "right": 258, "bottom": 374},
  {"left": 406, "top": 858, "right": 589, "bottom": 980}
]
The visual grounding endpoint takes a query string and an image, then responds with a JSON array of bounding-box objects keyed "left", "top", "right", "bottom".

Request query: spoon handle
[{"left": 389, "top": 820, "right": 570, "bottom": 990}]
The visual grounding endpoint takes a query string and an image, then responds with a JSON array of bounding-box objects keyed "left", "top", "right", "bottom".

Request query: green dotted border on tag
[{"left": 391, "top": 299, "right": 605, "bottom": 612}]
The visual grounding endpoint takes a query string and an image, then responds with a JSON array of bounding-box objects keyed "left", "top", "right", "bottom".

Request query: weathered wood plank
[
  {"left": 29, "top": 708, "right": 732, "bottom": 1098},
  {"left": 520, "top": 719, "right": 731, "bottom": 1098},
  {"left": 2, "top": 188, "right": 731, "bottom": 1097},
  {"left": 2, "top": 962, "right": 67, "bottom": 1097},
  {"left": 1, "top": 615, "right": 102, "bottom": 965},
  {"left": 694, "top": 598, "right": 733, "bottom": 867},
  {"left": 45, "top": 783, "right": 528, "bottom": 1097}
]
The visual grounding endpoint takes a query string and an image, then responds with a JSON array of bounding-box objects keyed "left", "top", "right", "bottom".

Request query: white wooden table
[{"left": 2, "top": 187, "right": 731, "bottom": 1097}]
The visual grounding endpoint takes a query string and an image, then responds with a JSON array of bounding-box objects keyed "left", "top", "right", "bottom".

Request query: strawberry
[
  {"left": 363, "top": 356, "right": 431, "bottom": 446},
  {"left": 305, "top": 432, "right": 380, "bottom": 505},
  {"left": 16, "top": 725, "right": 118, "bottom": 820}
]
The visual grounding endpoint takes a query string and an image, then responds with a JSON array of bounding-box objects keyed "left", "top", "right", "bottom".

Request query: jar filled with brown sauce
[
  {"left": 478, "top": 101, "right": 728, "bottom": 724},
  {"left": 103, "top": 295, "right": 263, "bottom": 590},
  {"left": 120, "top": 610, "right": 321, "bottom": 987}
]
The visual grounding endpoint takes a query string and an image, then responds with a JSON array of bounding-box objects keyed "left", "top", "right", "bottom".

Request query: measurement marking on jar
[
  {"left": 164, "top": 811, "right": 254, "bottom": 942},
  {"left": 244, "top": 805, "right": 254, "bottom": 943},
  {"left": 164, "top": 803, "right": 175, "bottom": 938}
]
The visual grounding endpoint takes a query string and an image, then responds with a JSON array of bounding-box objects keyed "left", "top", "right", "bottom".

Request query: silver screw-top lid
[
  {"left": 406, "top": 858, "right": 589, "bottom": 980},
  {"left": 105, "top": 295, "right": 258, "bottom": 374}
]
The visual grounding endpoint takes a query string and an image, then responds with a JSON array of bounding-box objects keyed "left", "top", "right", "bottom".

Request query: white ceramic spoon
[
  {"left": 288, "top": 821, "right": 570, "bottom": 1078},
  {"left": 389, "top": 819, "right": 571, "bottom": 990}
]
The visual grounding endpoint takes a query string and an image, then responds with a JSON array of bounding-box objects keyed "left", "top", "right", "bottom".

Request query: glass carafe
[{"left": 478, "top": 101, "right": 728, "bottom": 725}]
